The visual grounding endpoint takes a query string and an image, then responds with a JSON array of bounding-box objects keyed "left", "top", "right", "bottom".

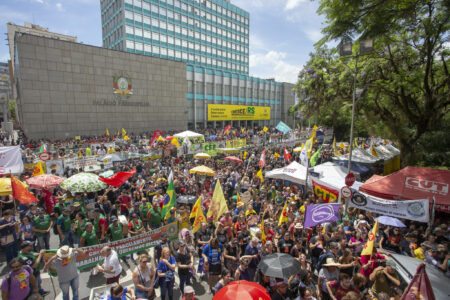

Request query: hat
[
  {"left": 184, "top": 286, "right": 194, "bottom": 294},
  {"left": 57, "top": 245, "right": 73, "bottom": 258},
  {"left": 20, "top": 240, "right": 34, "bottom": 249},
  {"left": 294, "top": 223, "right": 303, "bottom": 230},
  {"left": 110, "top": 216, "right": 118, "bottom": 222},
  {"left": 323, "top": 257, "right": 340, "bottom": 267},
  {"left": 73, "top": 202, "right": 81, "bottom": 207}
]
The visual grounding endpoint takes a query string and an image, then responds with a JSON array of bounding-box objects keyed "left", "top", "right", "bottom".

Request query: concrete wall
[{"left": 15, "top": 34, "right": 187, "bottom": 140}]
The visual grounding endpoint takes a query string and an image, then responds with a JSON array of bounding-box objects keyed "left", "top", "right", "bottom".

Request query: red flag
[
  {"left": 11, "top": 175, "right": 38, "bottom": 205},
  {"left": 99, "top": 169, "right": 136, "bottom": 188},
  {"left": 284, "top": 148, "right": 291, "bottom": 161},
  {"left": 258, "top": 149, "right": 266, "bottom": 169},
  {"left": 401, "top": 264, "right": 436, "bottom": 300},
  {"left": 150, "top": 130, "right": 163, "bottom": 146},
  {"left": 224, "top": 124, "right": 232, "bottom": 135}
]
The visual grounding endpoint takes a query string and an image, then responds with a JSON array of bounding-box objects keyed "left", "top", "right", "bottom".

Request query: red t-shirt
[
  {"left": 118, "top": 194, "right": 131, "bottom": 213},
  {"left": 329, "top": 280, "right": 360, "bottom": 300},
  {"left": 359, "top": 253, "right": 385, "bottom": 277}
]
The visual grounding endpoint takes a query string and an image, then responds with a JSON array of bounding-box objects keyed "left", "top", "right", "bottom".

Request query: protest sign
[
  {"left": 202, "top": 142, "right": 218, "bottom": 156},
  {"left": 225, "top": 138, "right": 247, "bottom": 148},
  {"left": 276, "top": 121, "right": 292, "bottom": 134},
  {"left": 45, "top": 160, "right": 64, "bottom": 176},
  {"left": 312, "top": 179, "right": 339, "bottom": 203},
  {"left": 64, "top": 156, "right": 99, "bottom": 170},
  {"left": 304, "top": 203, "right": 340, "bottom": 228}
]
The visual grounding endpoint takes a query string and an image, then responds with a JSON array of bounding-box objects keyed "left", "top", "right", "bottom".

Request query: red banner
[{"left": 312, "top": 179, "right": 339, "bottom": 203}]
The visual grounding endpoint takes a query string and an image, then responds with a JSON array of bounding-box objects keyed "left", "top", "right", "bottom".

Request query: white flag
[{"left": 0, "top": 146, "right": 24, "bottom": 174}]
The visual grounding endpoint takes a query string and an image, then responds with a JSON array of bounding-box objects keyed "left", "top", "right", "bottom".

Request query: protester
[
  {"left": 97, "top": 246, "right": 122, "bottom": 284},
  {"left": 132, "top": 253, "right": 156, "bottom": 300},
  {"left": 1, "top": 258, "right": 39, "bottom": 300}
]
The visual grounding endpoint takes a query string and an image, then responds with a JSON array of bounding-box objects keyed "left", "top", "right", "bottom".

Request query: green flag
[
  {"left": 310, "top": 146, "right": 322, "bottom": 167},
  {"left": 161, "top": 171, "right": 176, "bottom": 218}
]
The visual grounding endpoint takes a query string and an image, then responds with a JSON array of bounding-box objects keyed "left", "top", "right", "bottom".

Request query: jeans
[
  {"left": 59, "top": 276, "right": 79, "bottom": 300},
  {"left": 159, "top": 280, "right": 174, "bottom": 300},
  {"left": 60, "top": 231, "right": 74, "bottom": 247},
  {"left": 179, "top": 273, "right": 191, "bottom": 295},
  {"left": 36, "top": 233, "right": 50, "bottom": 250},
  {"left": 3, "top": 241, "right": 19, "bottom": 263}
]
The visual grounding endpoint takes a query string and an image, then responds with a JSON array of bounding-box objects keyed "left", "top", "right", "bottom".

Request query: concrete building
[
  {"left": 0, "top": 62, "right": 11, "bottom": 122},
  {"left": 101, "top": 0, "right": 296, "bottom": 129},
  {"left": 14, "top": 34, "right": 187, "bottom": 139},
  {"left": 7, "top": 22, "right": 78, "bottom": 98}
]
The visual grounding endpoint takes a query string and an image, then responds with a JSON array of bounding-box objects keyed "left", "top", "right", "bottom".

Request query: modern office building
[{"left": 101, "top": 0, "right": 295, "bottom": 129}]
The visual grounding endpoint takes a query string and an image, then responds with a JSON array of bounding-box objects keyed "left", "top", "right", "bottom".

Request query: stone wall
[{"left": 15, "top": 34, "right": 187, "bottom": 139}]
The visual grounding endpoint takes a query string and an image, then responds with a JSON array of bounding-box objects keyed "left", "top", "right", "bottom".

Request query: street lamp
[{"left": 338, "top": 37, "right": 373, "bottom": 173}]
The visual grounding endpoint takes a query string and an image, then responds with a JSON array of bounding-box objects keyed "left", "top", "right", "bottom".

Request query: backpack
[{"left": 316, "top": 251, "right": 334, "bottom": 272}]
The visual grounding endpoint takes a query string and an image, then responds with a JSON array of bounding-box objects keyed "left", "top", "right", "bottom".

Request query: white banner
[
  {"left": 348, "top": 193, "right": 430, "bottom": 223},
  {"left": 0, "top": 146, "right": 24, "bottom": 174}
]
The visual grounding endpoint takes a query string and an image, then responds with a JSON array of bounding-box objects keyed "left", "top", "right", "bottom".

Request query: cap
[{"left": 184, "top": 286, "right": 194, "bottom": 294}]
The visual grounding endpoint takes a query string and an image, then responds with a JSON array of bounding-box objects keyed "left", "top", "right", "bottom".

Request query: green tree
[{"left": 306, "top": 0, "right": 450, "bottom": 165}]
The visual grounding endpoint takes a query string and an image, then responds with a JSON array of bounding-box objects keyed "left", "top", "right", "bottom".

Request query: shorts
[
  {"left": 106, "top": 274, "right": 120, "bottom": 284},
  {"left": 209, "top": 263, "right": 222, "bottom": 276}
]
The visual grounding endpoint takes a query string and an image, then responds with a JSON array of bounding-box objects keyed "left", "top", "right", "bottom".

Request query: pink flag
[{"left": 258, "top": 149, "right": 266, "bottom": 169}]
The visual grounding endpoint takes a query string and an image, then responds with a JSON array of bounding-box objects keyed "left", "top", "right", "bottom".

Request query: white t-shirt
[{"left": 103, "top": 250, "right": 122, "bottom": 278}]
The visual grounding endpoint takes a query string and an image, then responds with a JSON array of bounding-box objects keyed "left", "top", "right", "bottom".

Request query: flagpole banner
[
  {"left": 312, "top": 179, "right": 339, "bottom": 203},
  {"left": 73, "top": 223, "right": 178, "bottom": 270},
  {"left": 276, "top": 121, "right": 292, "bottom": 134},
  {"left": 304, "top": 203, "right": 340, "bottom": 228},
  {"left": 348, "top": 193, "right": 430, "bottom": 223},
  {"left": 0, "top": 146, "right": 24, "bottom": 174}
]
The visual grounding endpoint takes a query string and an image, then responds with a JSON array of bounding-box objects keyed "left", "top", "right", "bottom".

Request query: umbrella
[
  {"left": 177, "top": 195, "right": 197, "bottom": 204},
  {"left": 26, "top": 174, "right": 64, "bottom": 189},
  {"left": 376, "top": 216, "right": 406, "bottom": 228},
  {"left": 60, "top": 173, "right": 107, "bottom": 193},
  {"left": 213, "top": 280, "right": 270, "bottom": 300},
  {"left": 258, "top": 253, "right": 301, "bottom": 279},
  {"left": 224, "top": 156, "right": 243, "bottom": 164},
  {"left": 194, "top": 152, "right": 211, "bottom": 159},
  {"left": 189, "top": 165, "right": 215, "bottom": 176}
]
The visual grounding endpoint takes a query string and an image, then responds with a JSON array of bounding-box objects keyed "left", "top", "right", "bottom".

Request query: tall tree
[{"left": 309, "top": 0, "right": 450, "bottom": 165}]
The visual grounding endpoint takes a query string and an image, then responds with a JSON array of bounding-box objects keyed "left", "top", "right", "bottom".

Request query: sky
[{"left": 0, "top": 0, "right": 326, "bottom": 83}]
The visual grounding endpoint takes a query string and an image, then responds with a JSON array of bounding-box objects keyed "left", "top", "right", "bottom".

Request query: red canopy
[{"left": 360, "top": 167, "right": 450, "bottom": 212}]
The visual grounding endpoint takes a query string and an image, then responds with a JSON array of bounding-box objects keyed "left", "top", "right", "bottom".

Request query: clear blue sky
[{"left": 0, "top": 0, "right": 325, "bottom": 83}]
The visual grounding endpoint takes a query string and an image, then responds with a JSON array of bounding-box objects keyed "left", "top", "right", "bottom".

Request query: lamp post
[{"left": 338, "top": 37, "right": 373, "bottom": 173}]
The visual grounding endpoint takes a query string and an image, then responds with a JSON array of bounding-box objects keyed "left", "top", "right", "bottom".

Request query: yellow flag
[
  {"left": 361, "top": 221, "right": 378, "bottom": 256},
  {"left": 190, "top": 196, "right": 202, "bottom": 219},
  {"left": 263, "top": 126, "right": 269, "bottom": 132},
  {"left": 207, "top": 180, "right": 229, "bottom": 222},
  {"left": 353, "top": 138, "right": 359, "bottom": 149},
  {"left": 243, "top": 151, "right": 248, "bottom": 160},
  {"left": 121, "top": 128, "right": 127, "bottom": 137},
  {"left": 157, "top": 136, "right": 165, "bottom": 142},
  {"left": 274, "top": 152, "right": 280, "bottom": 159},
  {"left": 332, "top": 138, "right": 341, "bottom": 157},
  {"left": 260, "top": 218, "right": 266, "bottom": 245},
  {"left": 192, "top": 205, "right": 206, "bottom": 234},
  {"left": 123, "top": 135, "right": 130, "bottom": 141},
  {"left": 32, "top": 162, "right": 45, "bottom": 177},
  {"left": 278, "top": 202, "right": 289, "bottom": 226},
  {"left": 256, "top": 169, "right": 264, "bottom": 183},
  {"left": 105, "top": 128, "right": 110, "bottom": 137},
  {"left": 171, "top": 137, "right": 180, "bottom": 148},
  {"left": 305, "top": 125, "right": 319, "bottom": 158}
]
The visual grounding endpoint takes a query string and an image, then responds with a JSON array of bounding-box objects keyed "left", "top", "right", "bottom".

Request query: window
[
  {"left": 181, "top": 15, "right": 187, "bottom": 23},
  {"left": 182, "top": 52, "right": 188, "bottom": 60},
  {"left": 175, "top": 51, "right": 181, "bottom": 58},
  {"left": 160, "top": 8, "right": 167, "bottom": 16},
  {"left": 168, "top": 36, "right": 174, "bottom": 44},
  {"left": 195, "top": 82, "right": 204, "bottom": 94},
  {"left": 135, "top": 42, "right": 143, "bottom": 51},
  {"left": 182, "top": 28, "right": 187, "bottom": 35},
  {"left": 168, "top": 49, "right": 174, "bottom": 57},
  {"left": 168, "top": 23, "right": 174, "bottom": 31},
  {"left": 134, "top": 13, "right": 143, "bottom": 23},
  {"left": 151, "top": 4, "right": 158, "bottom": 13},
  {"left": 175, "top": 38, "right": 181, "bottom": 46},
  {"left": 168, "top": 11, "right": 174, "bottom": 19},
  {"left": 188, "top": 80, "right": 194, "bottom": 93},
  {"left": 125, "top": 0, "right": 133, "bottom": 4},
  {"left": 143, "top": 2, "right": 150, "bottom": 10},
  {"left": 144, "top": 30, "right": 151, "bottom": 38},
  {"left": 134, "top": 0, "right": 142, "bottom": 7},
  {"left": 161, "top": 34, "right": 167, "bottom": 43},
  {"left": 160, "top": 21, "right": 167, "bottom": 29},
  {"left": 206, "top": 83, "right": 213, "bottom": 94},
  {"left": 153, "top": 46, "right": 160, "bottom": 54},
  {"left": 175, "top": 25, "right": 181, "bottom": 33},
  {"left": 151, "top": 18, "right": 158, "bottom": 26},
  {"left": 135, "top": 28, "right": 143, "bottom": 36},
  {"left": 143, "top": 16, "right": 150, "bottom": 24},
  {"left": 153, "top": 32, "right": 160, "bottom": 41},
  {"left": 215, "top": 84, "right": 222, "bottom": 95},
  {"left": 126, "top": 25, "right": 134, "bottom": 34},
  {"left": 126, "top": 40, "right": 135, "bottom": 49},
  {"left": 161, "top": 47, "right": 168, "bottom": 55},
  {"left": 125, "top": 10, "right": 133, "bottom": 19}
]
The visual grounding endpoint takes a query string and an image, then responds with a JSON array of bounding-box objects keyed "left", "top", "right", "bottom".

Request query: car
[{"left": 386, "top": 252, "right": 450, "bottom": 299}]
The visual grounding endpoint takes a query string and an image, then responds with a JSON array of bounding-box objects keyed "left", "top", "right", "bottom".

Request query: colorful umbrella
[
  {"left": 60, "top": 172, "right": 107, "bottom": 193},
  {"left": 213, "top": 280, "right": 271, "bottom": 300},
  {"left": 258, "top": 253, "right": 301, "bottom": 279},
  {"left": 189, "top": 165, "right": 216, "bottom": 176},
  {"left": 224, "top": 156, "right": 243, "bottom": 164},
  {"left": 194, "top": 152, "right": 211, "bottom": 159},
  {"left": 26, "top": 174, "right": 64, "bottom": 190}
]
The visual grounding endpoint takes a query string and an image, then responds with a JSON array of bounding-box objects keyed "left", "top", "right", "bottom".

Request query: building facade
[
  {"left": 14, "top": 34, "right": 187, "bottom": 139},
  {"left": 101, "top": 0, "right": 295, "bottom": 129}
]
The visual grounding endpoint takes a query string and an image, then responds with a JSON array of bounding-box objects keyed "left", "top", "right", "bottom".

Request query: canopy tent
[
  {"left": 331, "top": 160, "right": 373, "bottom": 180},
  {"left": 375, "top": 144, "right": 401, "bottom": 175},
  {"left": 266, "top": 161, "right": 307, "bottom": 185},
  {"left": 173, "top": 130, "right": 204, "bottom": 139},
  {"left": 360, "top": 166, "right": 450, "bottom": 212},
  {"left": 335, "top": 148, "right": 380, "bottom": 164},
  {"left": 310, "top": 162, "right": 363, "bottom": 191}
]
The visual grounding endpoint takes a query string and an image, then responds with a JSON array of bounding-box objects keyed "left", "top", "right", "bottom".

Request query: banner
[
  {"left": 225, "top": 138, "right": 247, "bottom": 149},
  {"left": 45, "top": 160, "right": 64, "bottom": 176},
  {"left": 64, "top": 156, "right": 99, "bottom": 170},
  {"left": 0, "top": 146, "right": 24, "bottom": 174},
  {"left": 74, "top": 222, "right": 178, "bottom": 269},
  {"left": 202, "top": 142, "right": 218, "bottom": 156},
  {"left": 304, "top": 203, "right": 340, "bottom": 228},
  {"left": 276, "top": 121, "right": 292, "bottom": 134},
  {"left": 207, "top": 104, "right": 271, "bottom": 121},
  {"left": 348, "top": 193, "right": 430, "bottom": 223},
  {"left": 312, "top": 179, "right": 339, "bottom": 203}
]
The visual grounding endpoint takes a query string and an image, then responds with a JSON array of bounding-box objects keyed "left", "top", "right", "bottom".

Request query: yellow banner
[
  {"left": 208, "top": 104, "right": 271, "bottom": 121},
  {"left": 225, "top": 138, "right": 247, "bottom": 148}
]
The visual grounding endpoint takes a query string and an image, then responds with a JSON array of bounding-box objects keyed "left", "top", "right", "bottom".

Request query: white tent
[
  {"left": 310, "top": 161, "right": 363, "bottom": 191},
  {"left": 265, "top": 161, "right": 307, "bottom": 185},
  {"left": 173, "top": 130, "right": 204, "bottom": 139}
]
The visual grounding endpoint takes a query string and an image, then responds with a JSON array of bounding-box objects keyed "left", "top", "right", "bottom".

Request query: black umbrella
[
  {"left": 257, "top": 253, "right": 301, "bottom": 279},
  {"left": 177, "top": 195, "right": 197, "bottom": 204}
]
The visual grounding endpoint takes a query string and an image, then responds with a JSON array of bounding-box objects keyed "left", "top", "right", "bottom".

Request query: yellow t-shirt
[{"left": 414, "top": 247, "right": 425, "bottom": 260}]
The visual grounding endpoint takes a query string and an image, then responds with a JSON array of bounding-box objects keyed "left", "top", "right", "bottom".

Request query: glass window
[
  {"left": 151, "top": 18, "right": 158, "bottom": 26},
  {"left": 195, "top": 82, "right": 204, "bottom": 94},
  {"left": 135, "top": 28, "right": 143, "bottom": 36},
  {"left": 160, "top": 21, "right": 167, "bottom": 29},
  {"left": 153, "top": 32, "right": 160, "bottom": 41},
  {"left": 182, "top": 52, "right": 188, "bottom": 60},
  {"left": 151, "top": 4, "right": 158, "bottom": 13},
  {"left": 125, "top": 10, "right": 133, "bottom": 19},
  {"left": 160, "top": 7, "right": 167, "bottom": 16},
  {"left": 168, "top": 23, "right": 174, "bottom": 31},
  {"left": 153, "top": 46, "right": 160, "bottom": 54},
  {"left": 144, "top": 30, "right": 151, "bottom": 38},
  {"left": 134, "top": 0, "right": 142, "bottom": 7},
  {"left": 188, "top": 53, "right": 194, "bottom": 61},
  {"left": 188, "top": 18, "right": 194, "bottom": 25},
  {"left": 188, "top": 80, "right": 194, "bottom": 93},
  {"left": 175, "top": 25, "right": 181, "bottom": 33},
  {"left": 135, "top": 42, "right": 143, "bottom": 51},
  {"left": 134, "top": 13, "right": 143, "bottom": 22},
  {"left": 143, "top": 2, "right": 150, "bottom": 10},
  {"left": 168, "top": 49, "right": 174, "bottom": 57},
  {"left": 175, "top": 38, "right": 181, "bottom": 46},
  {"left": 174, "top": 0, "right": 181, "bottom": 8},
  {"left": 206, "top": 83, "right": 213, "bottom": 94},
  {"left": 125, "top": 25, "right": 134, "bottom": 34},
  {"left": 125, "top": 0, "right": 133, "bottom": 4},
  {"left": 167, "top": 0, "right": 173, "bottom": 5},
  {"left": 126, "top": 40, "right": 134, "bottom": 49},
  {"left": 168, "top": 11, "right": 174, "bottom": 19},
  {"left": 161, "top": 34, "right": 167, "bottom": 43},
  {"left": 175, "top": 51, "right": 181, "bottom": 58},
  {"left": 168, "top": 36, "right": 174, "bottom": 44},
  {"left": 181, "top": 3, "right": 187, "bottom": 10},
  {"left": 161, "top": 47, "right": 168, "bottom": 55},
  {"left": 143, "top": 16, "right": 150, "bottom": 24},
  {"left": 183, "top": 40, "right": 188, "bottom": 48}
]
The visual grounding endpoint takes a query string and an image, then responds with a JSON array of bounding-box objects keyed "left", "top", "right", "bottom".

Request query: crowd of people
[{"left": 0, "top": 126, "right": 449, "bottom": 300}]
